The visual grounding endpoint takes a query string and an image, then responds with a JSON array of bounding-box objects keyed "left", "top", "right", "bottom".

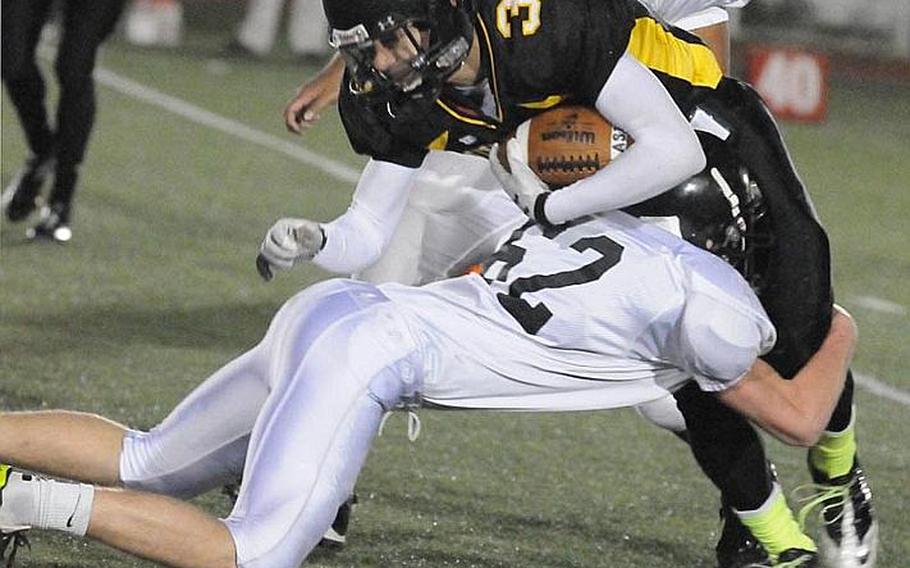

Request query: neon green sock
[
  {"left": 737, "top": 483, "right": 817, "bottom": 559},
  {"left": 809, "top": 417, "right": 856, "bottom": 479}
]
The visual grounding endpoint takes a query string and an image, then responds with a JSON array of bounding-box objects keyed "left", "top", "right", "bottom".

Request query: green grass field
[{"left": 2, "top": 31, "right": 909, "bottom": 567}]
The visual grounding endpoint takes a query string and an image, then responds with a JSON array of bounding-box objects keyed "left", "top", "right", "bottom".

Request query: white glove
[
  {"left": 489, "top": 139, "right": 552, "bottom": 224},
  {"left": 256, "top": 218, "right": 325, "bottom": 281}
]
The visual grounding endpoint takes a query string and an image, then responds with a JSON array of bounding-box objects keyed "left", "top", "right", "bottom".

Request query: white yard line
[
  {"left": 93, "top": 66, "right": 362, "bottom": 184},
  {"left": 849, "top": 295, "right": 908, "bottom": 317},
  {"left": 855, "top": 373, "right": 910, "bottom": 406},
  {"left": 92, "top": 64, "right": 910, "bottom": 407}
]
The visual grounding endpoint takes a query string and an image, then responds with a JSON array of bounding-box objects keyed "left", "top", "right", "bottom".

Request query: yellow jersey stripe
[
  {"left": 628, "top": 17, "right": 722, "bottom": 89},
  {"left": 427, "top": 130, "right": 450, "bottom": 150},
  {"left": 519, "top": 95, "right": 567, "bottom": 109},
  {"left": 435, "top": 99, "right": 497, "bottom": 128}
]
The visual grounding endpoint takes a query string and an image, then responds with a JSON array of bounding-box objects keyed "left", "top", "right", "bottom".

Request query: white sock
[{"left": 7, "top": 471, "right": 95, "bottom": 536}]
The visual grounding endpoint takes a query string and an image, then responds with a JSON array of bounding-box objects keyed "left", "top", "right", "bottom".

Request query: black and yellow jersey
[{"left": 338, "top": 0, "right": 723, "bottom": 169}]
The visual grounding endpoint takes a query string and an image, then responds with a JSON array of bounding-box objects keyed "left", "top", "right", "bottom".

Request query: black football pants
[
  {"left": 673, "top": 78, "right": 855, "bottom": 511},
  {"left": 2, "top": 0, "right": 127, "bottom": 203}
]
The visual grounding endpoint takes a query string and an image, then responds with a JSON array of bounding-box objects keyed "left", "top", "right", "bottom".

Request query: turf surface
[{"left": 2, "top": 31, "right": 908, "bottom": 567}]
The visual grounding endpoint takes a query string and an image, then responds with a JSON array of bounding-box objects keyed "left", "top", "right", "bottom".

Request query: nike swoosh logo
[{"left": 66, "top": 493, "right": 82, "bottom": 528}]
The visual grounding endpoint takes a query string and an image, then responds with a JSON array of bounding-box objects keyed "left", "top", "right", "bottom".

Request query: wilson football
[{"left": 500, "top": 106, "right": 631, "bottom": 188}]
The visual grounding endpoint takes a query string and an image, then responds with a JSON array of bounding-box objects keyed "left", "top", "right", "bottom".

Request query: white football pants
[{"left": 119, "top": 280, "right": 424, "bottom": 568}]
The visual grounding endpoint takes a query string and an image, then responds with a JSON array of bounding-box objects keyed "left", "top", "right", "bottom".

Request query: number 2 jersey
[{"left": 381, "top": 211, "right": 776, "bottom": 411}]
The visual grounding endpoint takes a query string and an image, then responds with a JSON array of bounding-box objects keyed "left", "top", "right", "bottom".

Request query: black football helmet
[
  {"left": 324, "top": 0, "right": 474, "bottom": 110},
  {"left": 624, "top": 134, "right": 773, "bottom": 293}
]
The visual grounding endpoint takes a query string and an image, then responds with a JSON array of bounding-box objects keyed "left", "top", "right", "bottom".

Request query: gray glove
[{"left": 256, "top": 218, "right": 325, "bottom": 281}]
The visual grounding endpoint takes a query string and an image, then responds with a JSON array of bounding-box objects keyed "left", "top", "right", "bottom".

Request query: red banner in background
[{"left": 746, "top": 46, "right": 830, "bottom": 123}]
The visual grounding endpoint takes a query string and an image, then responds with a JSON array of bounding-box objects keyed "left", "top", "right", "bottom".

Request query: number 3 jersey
[
  {"left": 338, "top": 0, "right": 722, "bottom": 168},
  {"left": 381, "top": 211, "right": 776, "bottom": 411}
]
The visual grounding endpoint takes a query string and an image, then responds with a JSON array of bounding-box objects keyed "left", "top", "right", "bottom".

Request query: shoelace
[
  {"left": 377, "top": 409, "right": 422, "bottom": 442},
  {"left": 793, "top": 481, "right": 850, "bottom": 530},
  {"left": 0, "top": 530, "right": 30, "bottom": 568},
  {"left": 774, "top": 553, "right": 816, "bottom": 568}
]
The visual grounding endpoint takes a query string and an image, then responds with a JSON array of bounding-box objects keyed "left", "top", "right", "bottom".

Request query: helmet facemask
[{"left": 328, "top": 1, "right": 473, "bottom": 112}]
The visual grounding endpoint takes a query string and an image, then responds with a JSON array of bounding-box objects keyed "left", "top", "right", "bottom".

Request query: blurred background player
[
  {"left": 1, "top": 0, "right": 128, "bottom": 243},
  {"left": 223, "top": 0, "right": 330, "bottom": 62}
]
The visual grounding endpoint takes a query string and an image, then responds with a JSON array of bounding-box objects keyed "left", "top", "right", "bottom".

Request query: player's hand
[
  {"left": 489, "top": 140, "right": 551, "bottom": 223},
  {"left": 257, "top": 218, "right": 325, "bottom": 281},
  {"left": 284, "top": 56, "right": 346, "bottom": 134}
]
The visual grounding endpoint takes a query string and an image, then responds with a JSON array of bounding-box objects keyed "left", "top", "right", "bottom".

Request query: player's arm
[
  {"left": 538, "top": 53, "right": 706, "bottom": 225},
  {"left": 284, "top": 54, "right": 346, "bottom": 133},
  {"left": 257, "top": 159, "right": 416, "bottom": 279},
  {"left": 718, "top": 306, "right": 857, "bottom": 447}
]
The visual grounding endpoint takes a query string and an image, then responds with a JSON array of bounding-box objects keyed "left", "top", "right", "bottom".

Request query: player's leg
[
  {"left": 2, "top": 280, "right": 420, "bottom": 567},
  {"left": 0, "top": 0, "right": 57, "bottom": 223},
  {"left": 693, "top": 79, "right": 875, "bottom": 566},
  {"left": 224, "top": 282, "right": 423, "bottom": 567},
  {"left": 287, "top": 0, "right": 329, "bottom": 59},
  {"left": 674, "top": 385, "right": 816, "bottom": 566},
  {"left": 0, "top": 335, "right": 271, "bottom": 499},
  {"left": 0, "top": 463, "right": 238, "bottom": 567},
  {"left": 233, "top": 0, "right": 286, "bottom": 56},
  {"left": 634, "top": 395, "right": 688, "bottom": 437},
  {"left": 0, "top": 411, "right": 126, "bottom": 485},
  {"left": 27, "top": 0, "right": 126, "bottom": 241},
  {"left": 0, "top": 322, "right": 275, "bottom": 564}
]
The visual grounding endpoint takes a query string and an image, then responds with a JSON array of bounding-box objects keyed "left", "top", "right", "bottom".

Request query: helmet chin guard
[{"left": 325, "top": 0, "right": 474, "bottom": 111}]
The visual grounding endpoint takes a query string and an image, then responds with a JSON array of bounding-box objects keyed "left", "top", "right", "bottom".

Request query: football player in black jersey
[{"left": 256, "top": 1, "right": 876, "bottom": 566}]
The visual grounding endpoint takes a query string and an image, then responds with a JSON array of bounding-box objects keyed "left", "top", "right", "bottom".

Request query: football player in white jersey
[
  {"left": 262, "top": 1, "right": 877, "bottom": 566},
  {"left": 0, "top": 209, "right": 857, "bottom": 568}
]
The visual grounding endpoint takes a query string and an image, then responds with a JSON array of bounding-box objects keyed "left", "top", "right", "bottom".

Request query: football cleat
[
  {"left": 771, "top": 548, "right": 819, "bottom": 567},
  {"left": 26, "top": 201, "right": 73, "bottom": 243},
  {"left": 1, "top": 465, "right": 32, "bottom": 568},
  {"left": 319, "top": 493, "right": 357, "bottom": 548},
  {"left": 1, "top": 153, "right": 55, "bottom": 222},
  {"left": 797, "top": 459, "right": 878, "bottom": 568},
  {"left": 716, "top": 506, "right": 771, "bottom": 568}
]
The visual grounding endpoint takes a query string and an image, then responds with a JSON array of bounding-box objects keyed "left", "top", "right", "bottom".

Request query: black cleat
[
  {"left": 2, "top": 154, "right": 55, "bottom": 222},
  {"left": 319, "top": 493, "right": 357, "bottom": 548},
  {"left": 771, "top": 548, "right": 819, "bottom": 567},
  {"left": 219, "top": 40, "right": 262, "bottom": 60},
  {"left": 716, "top": 506, "right": 771, "bottom": 568},
  {"left": 799, "top": 459, "right": 878, "bottom": 568},
  {"left": 26, "top": 201, "right": 72, "bottom": 243}
]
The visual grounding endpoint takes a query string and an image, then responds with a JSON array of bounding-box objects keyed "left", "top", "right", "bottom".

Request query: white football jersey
[
  {"left": 641, "top": 0, "right": 750, "bottom": 26},
  {"left": 382, "top": 211, "right": 775, "bottom": 411}
]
